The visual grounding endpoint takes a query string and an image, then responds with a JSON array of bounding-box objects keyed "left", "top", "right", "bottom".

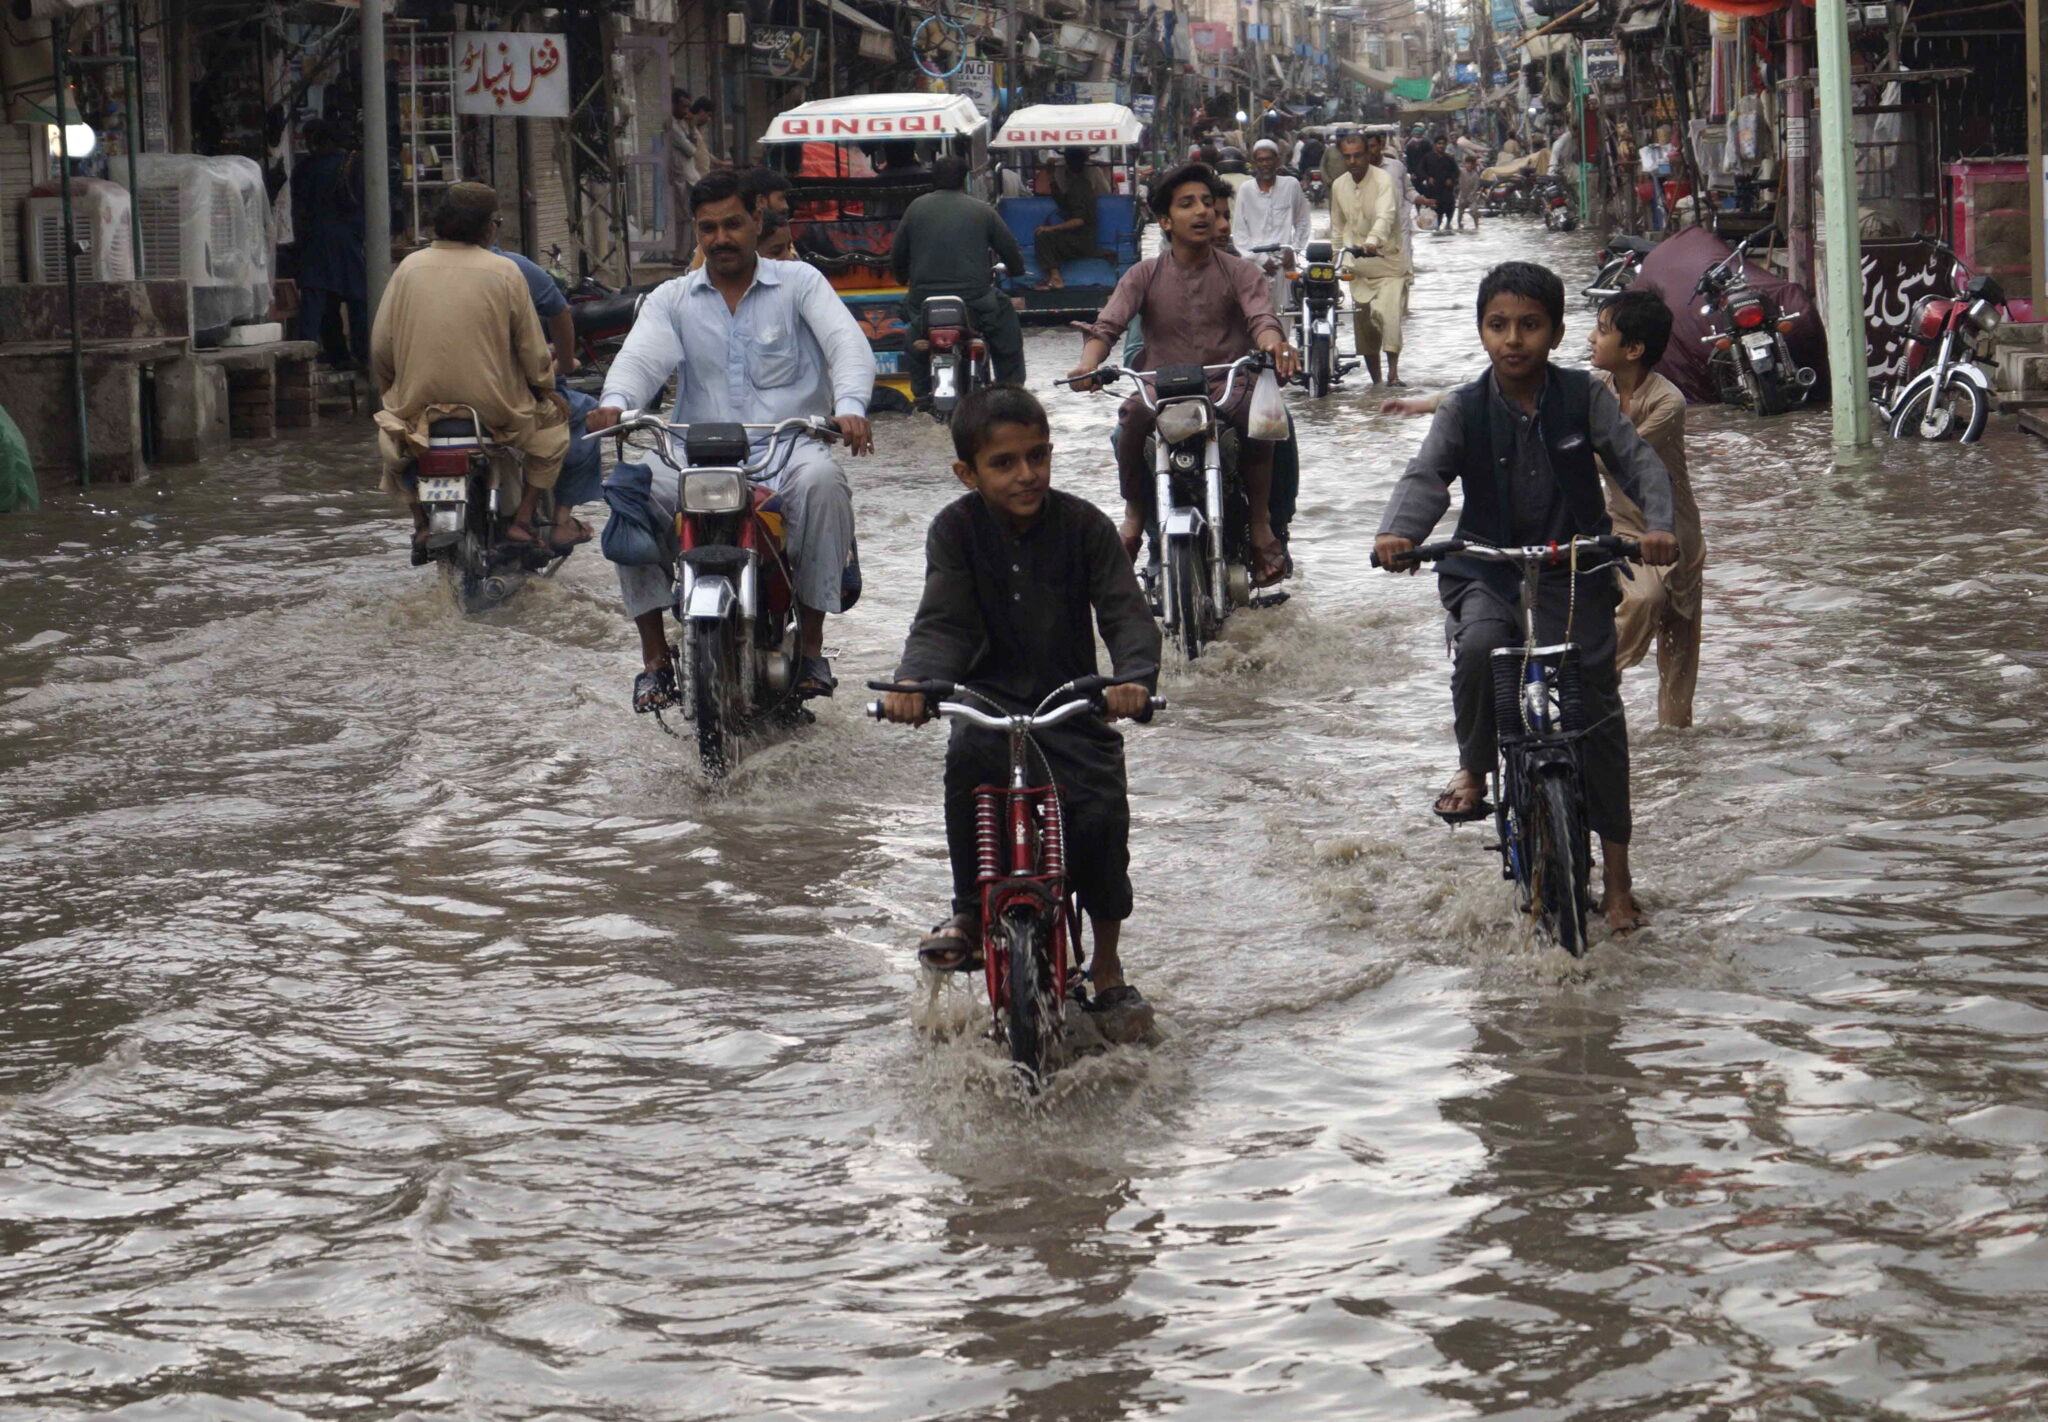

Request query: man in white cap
[{"left": 1235, "top": 139, "right": 1313, "bottom": 319}]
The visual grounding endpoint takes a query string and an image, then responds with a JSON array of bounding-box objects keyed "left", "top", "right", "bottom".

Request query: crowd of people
[{"left": 368, "top": 144, "right": 1705, "bottom": 1031}]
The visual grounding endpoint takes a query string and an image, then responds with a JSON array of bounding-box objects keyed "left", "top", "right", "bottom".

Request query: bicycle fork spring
[
  {"left": 975, "top": 792, "right": 1001, "bottom": 882},
  {"left": 1040, "top": 797, "right": 1066, "bottom": 881}
]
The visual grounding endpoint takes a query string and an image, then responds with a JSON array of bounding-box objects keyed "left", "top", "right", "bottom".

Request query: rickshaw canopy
[
  {"left": 761, "top": 93, "right": 988, "bottom": 144},
  {"left": 990, "top": 103, "right": 1146, "bottom": 150}
]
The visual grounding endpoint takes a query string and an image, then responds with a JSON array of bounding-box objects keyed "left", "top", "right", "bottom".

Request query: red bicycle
[{"left": 868, "top": 671, "right": 1162, "bottom": 1088}]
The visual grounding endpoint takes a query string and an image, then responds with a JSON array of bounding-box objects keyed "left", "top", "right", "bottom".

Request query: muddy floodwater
[{"left": 4, "top": 219, "right": 2048, "bottom": 1421}]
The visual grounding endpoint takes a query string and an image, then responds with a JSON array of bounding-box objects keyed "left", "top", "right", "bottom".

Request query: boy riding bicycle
[
  {"left": 878, "top": 386, "right": 1163, "bottom": 1021},
  {"left": 1372, "top": 262, "right": 1677, "bottom": 932}
]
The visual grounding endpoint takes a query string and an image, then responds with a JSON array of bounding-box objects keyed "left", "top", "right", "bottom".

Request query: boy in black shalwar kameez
[{"left": 879, "top": 386, "right": 1162, "bottom": 1017}]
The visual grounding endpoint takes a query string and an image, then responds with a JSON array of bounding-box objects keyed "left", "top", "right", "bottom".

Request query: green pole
[
  {"left": 121, "top": 0, "right": 142, "bottom": 266},
  {"left": 53, "top": 21, "right": 91, "bottom": 487},
  {"left": 1815, "top": 0, "right": 1870, "bottom": 447}
]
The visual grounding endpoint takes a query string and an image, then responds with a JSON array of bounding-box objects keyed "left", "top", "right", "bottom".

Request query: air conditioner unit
[
  {"left": 23, "top": 178, "right": 136, "bottom": 283},
  {"left": 117, "top": 154, "right": 274, "bottom": 343}
]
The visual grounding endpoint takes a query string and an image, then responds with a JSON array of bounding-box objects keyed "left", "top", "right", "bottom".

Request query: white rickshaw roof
[
  {"left": 760, "top": 93, "right": 988, "bottom": 144},
  {"left": 991, "top": 103, "right": 1146, "bottom": 150}
]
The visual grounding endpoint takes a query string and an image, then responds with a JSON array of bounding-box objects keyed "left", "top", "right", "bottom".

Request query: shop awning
[
  {"left": 1338, "top": 58, "right": 1403, "bottom": 89},
  {"left": 1401, "top": 87, "right": 1476, "bottom": 113}
]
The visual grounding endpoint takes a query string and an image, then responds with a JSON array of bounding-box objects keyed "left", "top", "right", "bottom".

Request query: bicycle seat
[
  {"left": 427, "top": 415, "right": 481, "bottom": 442},
  {"left": 1607, "top": 234, "right": 1654, "bottom": 256},
  {"left": 1152, "top": 365, "right": 1208, "bottom": 400}
]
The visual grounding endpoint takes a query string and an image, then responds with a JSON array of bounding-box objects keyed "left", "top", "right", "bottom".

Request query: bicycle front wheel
[
  {"left": 1530, "top": 766, "right": 1593, "bottom": 955},
  {"left": 1000, "top": 906, "right": 1058, "bottom": 1088}
]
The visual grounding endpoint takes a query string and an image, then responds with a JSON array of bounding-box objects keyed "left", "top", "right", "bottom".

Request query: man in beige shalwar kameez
[
  {"left": 371, "top": 183, "right": 569, "bottom": 560},
  {"left": 1328, "top": 132, "right": 1405, "bottom": 387}
]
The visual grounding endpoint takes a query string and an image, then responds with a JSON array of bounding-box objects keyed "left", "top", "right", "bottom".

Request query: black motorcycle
[
  {"left": 1695, "top": 228, "right": 1816, "bottom": 417},
  {"left": 1295, "top": 241, "right": 1355, "bottom": 399},
  {"left": 407, "top": 405, "right": 567, "bottom": 612},
  {"left": 1584, "top": 234, "right": 1652, "bottom": 307}
]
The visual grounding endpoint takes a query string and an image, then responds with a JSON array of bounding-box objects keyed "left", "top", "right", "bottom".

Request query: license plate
[
  {"left": 1742, "top": 332, "right": 1774, "bottom": 351},
  {"left": 417, "top": 476, "right": 467, "bottom": 504}
]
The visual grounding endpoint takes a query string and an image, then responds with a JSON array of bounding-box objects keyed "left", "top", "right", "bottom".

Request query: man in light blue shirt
[{"left": 592, "top": 169, "right": 876, "bottom": 707}]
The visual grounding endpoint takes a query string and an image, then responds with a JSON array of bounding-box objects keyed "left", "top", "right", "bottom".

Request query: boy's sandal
[
  {"left": 633, "top": 665, "right": 680, "bottom": 714},
  {"left": 916, "top": 913, "right": 983, "bottom": 972},
  {"left": 1432, "top": 777, "right": 1493, "bottom": 824},
  {"left": 1084, "top": 983, "right": 1149, "bottom": 1013}
]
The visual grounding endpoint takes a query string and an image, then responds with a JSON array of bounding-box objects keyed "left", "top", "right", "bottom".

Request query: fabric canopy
[{"left": 1402, "top": 87, "right": 1476, "bottom": 113}]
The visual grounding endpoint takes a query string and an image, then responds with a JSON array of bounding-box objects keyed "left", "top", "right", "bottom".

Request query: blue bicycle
[{"left": 1376, "top": 534, "right": 1642, "bottom": 956}]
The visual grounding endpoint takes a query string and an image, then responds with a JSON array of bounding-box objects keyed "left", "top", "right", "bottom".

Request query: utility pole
[
  {"left": 362, "top": 0, "right": 391, "bottom": 323},
  {"left": 1815, "top": 0, "right": 1869, "bottom": 448}
]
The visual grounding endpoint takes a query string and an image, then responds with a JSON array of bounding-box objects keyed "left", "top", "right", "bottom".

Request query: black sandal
[
  {"left": 1432, "top": 776, "right": 1493, "bottom": 825},
  {"left": 795, "top": 655, "right": 837, "bottom": 700},
  {"left": 916, "top": 912, "right": 982, "bottom": 972},
  {"left": 1084, "top": 983, "right": 1149, "bottom": 1014},
  {"left": 633, "top": 665, "right": 679, "bottom": 714}
]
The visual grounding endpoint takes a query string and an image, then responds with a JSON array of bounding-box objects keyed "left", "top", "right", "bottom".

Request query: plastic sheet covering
[
  {"left": 1631, "top": 224, "right": 1828, "bottom": 404},
  {"left": 119, "top": 154, "right": 274, "bottom": 334},
  {"left": 0, "top": 405, "right": 37, "bottom": 514}
]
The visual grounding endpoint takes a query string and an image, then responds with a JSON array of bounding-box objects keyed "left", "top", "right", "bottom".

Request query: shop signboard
[
  {"left": 1131, "top": 93, "right": 1158, "bottom": 124},
  {"left": 1490, "top": 0, "right": 1525, "bottom": 33},
  {"left": 748, "top": 25, "right": 819, "bottom": 82},
  {"left": 1861, "top": 238, "right": 1948, "bottom": 380},
  {"left": 953, "top": 59, "right": 996, "bottom": 113},
  {"left": 1582, "top": 39, "right": 1623, "bottom": 82},
  {"left": 1190, "top": 21, "right": 1235, "bottom": 54},
  {"left": 455, "top": 32, "right": 570, "bottom": 118}
]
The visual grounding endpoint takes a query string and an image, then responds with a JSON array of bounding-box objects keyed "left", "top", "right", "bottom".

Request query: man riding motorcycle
[
  {"left": 890, "top": 154, "right": 1027, "bottom": 409},
  {"left": 590, "top": 168, "right": 876, "bottom": 710},
  {"left": 371, "top": 182, "right": 571, "bottom": 560},
  {"left": 1235, "top": 139, "right": 1312, "bottom": 317}
]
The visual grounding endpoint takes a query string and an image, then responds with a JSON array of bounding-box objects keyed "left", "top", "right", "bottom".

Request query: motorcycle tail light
[
  {"left": 968, "top": 340, "right": 986, "bottom": 360},
  {"left": 928, "top": 328, "right": 960, "bottom": 350},
  {"left": 1732, "top": 303, "right": 1767, "bottom": 330},
  {"left": 681, "top": 469, "right": 747, "bottom": 515},
  {"left": 418, "top": 449, "right": 470, "bottom": 475}
]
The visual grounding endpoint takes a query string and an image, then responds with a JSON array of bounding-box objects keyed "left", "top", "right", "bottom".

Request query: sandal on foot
[
  {"left": 410, "top": 534, "right": 434, "bottom": 567},
  {"left": 1249, "top": 537, "right": 1292, "bottom": 589},
  {"left": 1432, "top": 777, "right": 1492, "bottom": 824},
  {"left": 916, "top": 913, "right": 982, "bottom": 972},
  {"left": 1084, "top": 983, "right": 1149, "bottom": 1013},
  {"left": 546, "top": 517, "right": 593, "bottom": 556},
  {"left": 795, "top": 655, "right": 837, "bottom": 700},
  {"left": 633, "top": 665, "right": 679, "bottom": 714}
]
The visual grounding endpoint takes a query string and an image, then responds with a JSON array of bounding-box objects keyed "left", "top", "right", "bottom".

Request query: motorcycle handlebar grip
[{"left": 865, "top": 700, "right": 885, "bottom": 720}]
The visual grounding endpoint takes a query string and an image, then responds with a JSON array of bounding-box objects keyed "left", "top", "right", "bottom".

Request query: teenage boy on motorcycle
[
  {"left": 878, "top": 385, "right": 1162, "bottom": 1027},
  {"left": 1371, "top": 261, "right": 1677, "bottom": 932},
  {"left": 1067, "top": 162, "right": 1300, "bottom": 587}
]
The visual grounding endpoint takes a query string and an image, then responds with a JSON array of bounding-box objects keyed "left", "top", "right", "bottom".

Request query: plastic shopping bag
[{"left": 1247, "top": 366, "right": 1289, "bottom": 442}]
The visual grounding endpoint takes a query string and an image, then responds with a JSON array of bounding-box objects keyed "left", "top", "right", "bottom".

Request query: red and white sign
[
  {"left": 455, "top": 32, "right": 570, "bottom": 118},
  {"left": 991, "top": 104, "right": 1147, "bottom": 150},
  {"left": 761, "top": 94, "right": 987, "bottom": 144}
]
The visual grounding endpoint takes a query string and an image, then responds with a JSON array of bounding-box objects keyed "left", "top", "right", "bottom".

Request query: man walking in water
[{"left": 1329, "top": 132, "right": 1407, "bottom": 387}]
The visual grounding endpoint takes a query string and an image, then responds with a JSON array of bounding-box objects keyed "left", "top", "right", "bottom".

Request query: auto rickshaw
[
  {"left": 759, "top": 93, "right": 990, "bottom": 398},
  {"left": 988, "top": 102, "right": 1147, "bottom": 321}
]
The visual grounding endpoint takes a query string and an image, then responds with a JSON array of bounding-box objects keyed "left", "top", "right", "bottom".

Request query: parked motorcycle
[
  {"left": 1480, "top": 172, "right": 1533, "bottom": 218},
  {"left": 547, "top": 245, "right": 655, "bottom": 393},
  {"left": 914, "top": 263, "right": 1005, "bottom": 424},
  {"left": 599, "top": 411, "right": 842, "bottom": 775},
  {"left": 1584, "top": 233, "right": 1652, "bottom": 307},
  {"left": 407, "top": 406, "right": 567, "bottom": 612},
  {"left": 1060, "top": 351, "right": 1276, "bottom": 661},
  {"left": 1696, "top": 228, "right": 1816, "bottom": 417},
  {"left": 1295, "top": 241, "right": 1356, "bottom": 398},
  {"left": 1877, "top": 234, "right": 2007, "bottom": 443},
  {"left": 1535, "top": 175, "right": 1577, "bottom": 231}
]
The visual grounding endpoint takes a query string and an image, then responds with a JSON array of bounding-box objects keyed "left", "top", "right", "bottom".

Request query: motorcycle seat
[
  {"left": 428, "top": 415, "right": 482, "bottom": 442},
  {"left": 572, "top": 291, "right": 645, "bottom": 339},
  {"left": 920, "top": 294, "right": 973, "bottom": 334},
  {"left": 1607, "top": 234, "right": 1655, "bottom": 257}
]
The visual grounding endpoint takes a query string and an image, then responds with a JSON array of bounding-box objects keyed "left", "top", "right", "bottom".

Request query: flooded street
[{"left": 5, "top": 218, "right": 2048, "bottom": 1420}]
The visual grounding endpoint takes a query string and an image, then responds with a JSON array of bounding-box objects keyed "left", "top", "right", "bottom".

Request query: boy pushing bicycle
[
  {"left": 878, "top": 386, "right": 1163, "bottom": 1023},
  {"left": 1372, "top": 262, "right": 1677, "bottom": 932}
]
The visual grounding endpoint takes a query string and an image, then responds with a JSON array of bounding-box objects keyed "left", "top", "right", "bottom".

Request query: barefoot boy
[
  {"left": 880, "top": 386, "right": 1163, "bottom": 1015},
  {"left": 1589, "top": 289, "right": 1703, "bottom": 729},
  {"left": 1372, "top": 262, "right": 1677, "bottom": 931}
]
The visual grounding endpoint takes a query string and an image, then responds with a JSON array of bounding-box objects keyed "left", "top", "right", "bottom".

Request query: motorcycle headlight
[
  {"left": 681, "top": 469, "right": 747, "bottom": 515},
  {"left": 1969, "top": 299, "right": 2001, "bottom": 332},
  {"left": 1156, "top": 401, "right": 1213, "bottom": 446},
  {"left": 1308, "top": 264, "right": 1336, "bottom": 282}
]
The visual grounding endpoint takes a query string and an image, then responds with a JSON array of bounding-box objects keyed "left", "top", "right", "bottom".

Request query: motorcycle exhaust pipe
[{"left": 483, "top": 576, "right": 513, "bottom": 601}]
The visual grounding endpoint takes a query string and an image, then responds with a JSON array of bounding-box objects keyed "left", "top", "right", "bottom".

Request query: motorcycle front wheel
[
  {"left": 1167, "top": 537, "right": 1207, "bottom": 662},
  {"left": 690, "top": 618, "right": 741, "bottom": 776},
  {"left": 1890, "top": 378, "right": 1987, "bottom": 443},
  {"left": 1307, "top": 331, "right": 1330, "bottom": 398}
]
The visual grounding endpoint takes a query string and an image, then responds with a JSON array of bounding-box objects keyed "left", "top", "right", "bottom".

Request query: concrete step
[{"left": 1995, "top": 348, "right": 2048, "bottom": 393}]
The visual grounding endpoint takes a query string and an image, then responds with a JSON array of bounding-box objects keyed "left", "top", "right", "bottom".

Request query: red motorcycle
[
  {"left": 867, "top": 671, "right": 1162, "bottom": 1089},
  {"left": 1878, "top": 235, "right": 2008, "bottom": 443}
]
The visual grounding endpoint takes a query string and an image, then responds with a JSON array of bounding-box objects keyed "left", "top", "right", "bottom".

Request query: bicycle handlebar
[
  {"left": 1370, "top": 534, "right": 1642, "bottom": 571},
  {"left": 863, "top": 669, "right": 1166, "bottom": 726}
]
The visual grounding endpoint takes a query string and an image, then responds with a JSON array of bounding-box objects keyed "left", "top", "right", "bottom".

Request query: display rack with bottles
[{"left": 389, "top": 29, "right": 459, "bottom": 238}]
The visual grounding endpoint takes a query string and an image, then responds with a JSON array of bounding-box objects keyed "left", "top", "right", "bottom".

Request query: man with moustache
[{"left": 590, "top": 169, "right": 876, "bottom": 711}]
